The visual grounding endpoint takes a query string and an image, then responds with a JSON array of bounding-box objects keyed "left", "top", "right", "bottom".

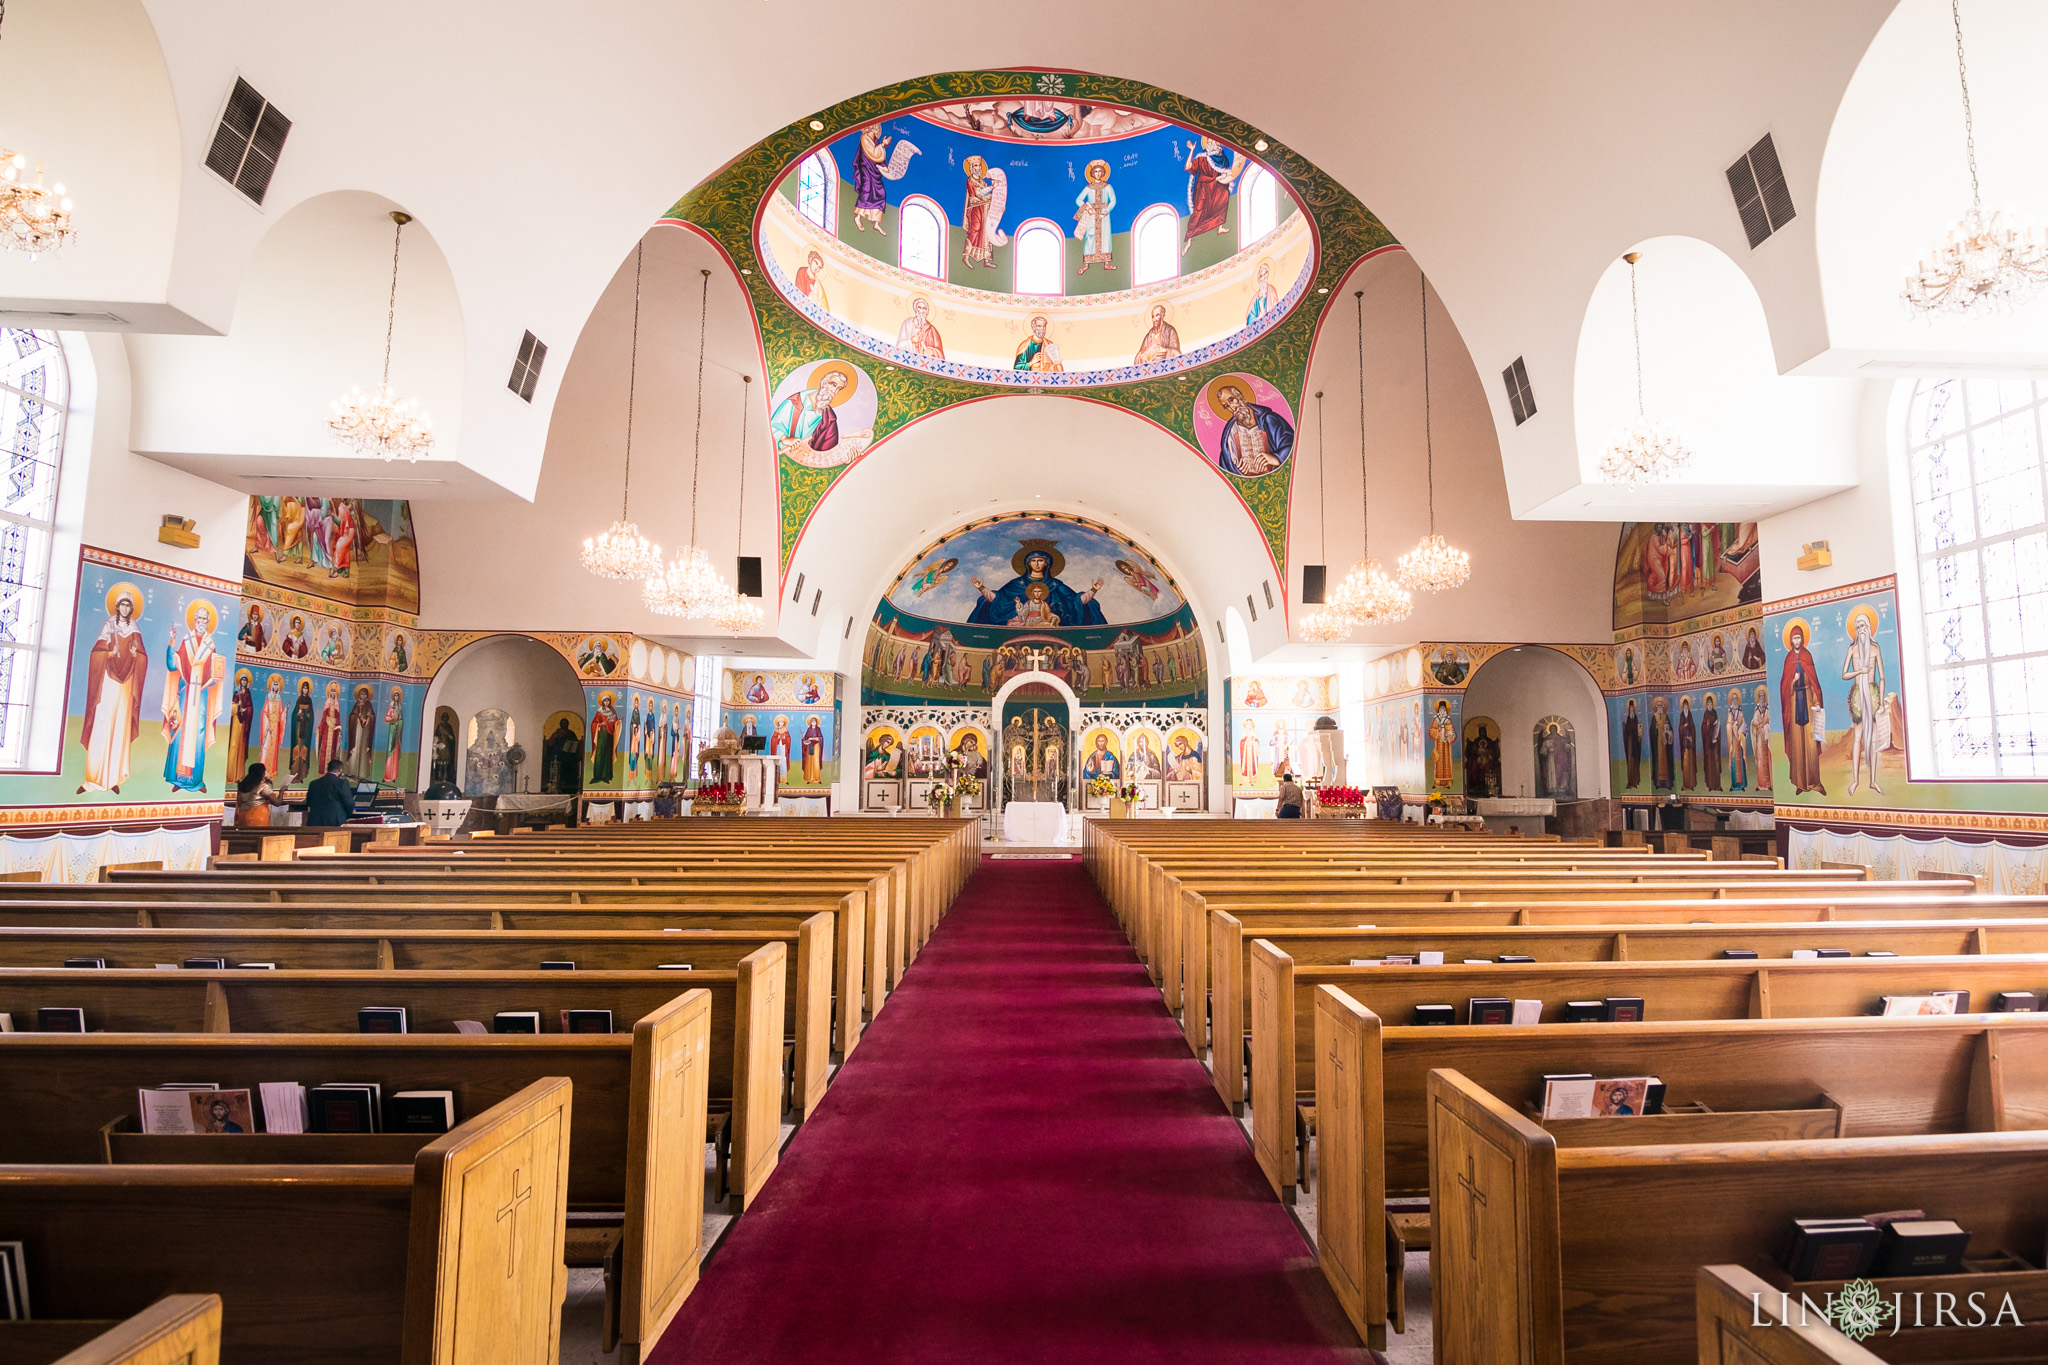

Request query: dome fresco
[{"left": 659, "top": 70, "right": 1398, "bottom": 578}]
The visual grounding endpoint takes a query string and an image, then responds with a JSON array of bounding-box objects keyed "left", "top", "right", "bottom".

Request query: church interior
[{"left": 4, "top": 2, "right": 2048, "bottom": 1361}]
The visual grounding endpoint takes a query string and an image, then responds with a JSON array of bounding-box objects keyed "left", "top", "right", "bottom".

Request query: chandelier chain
[
  {"left": 1629, "top": 256, "right": 1645, "bottom": 417},
  {"left": 381, "top": 216, "right": 403, "bottom": 387},
  {"left": 687, "top": 268, "right": 710, "bottom": 548},
  {"left": 1353, "top": 290, "right": 1369, "bottom": 557},
  {"left": 622, "top": 242, "right": 643, "bottom": 521},
  {"left": 1420, "top": 272, "right": 1436, "bottom": 534},
  {"left": 1314, "top": 389, "right": 1327, "bottom": 560},
  {"left": 1952, "top": 0, "right": 1981, "bottom": 210},
  {"left": 736, "top": 375, "right": 749, "bottom": 554}
]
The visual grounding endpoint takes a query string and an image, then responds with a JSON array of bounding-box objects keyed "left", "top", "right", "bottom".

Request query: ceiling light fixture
[
  {"left": 710, "top": 374, "right": 765, "bottom": 635},
  {"left": 1598, "top": 251, "right": 1693, "bottom": 485},
  {"left": 0, "top": 5, "right": 76, "bottom": 258},
  {"left": 645, "top": 269, "right": 739, "bottom": 619},
  {"left": 582, "top": 241, "right": 663, "bottom": 580},
  {"left": 1397, "top": 272, "right": 1470, "bottom": 591},
  {"left": 1902, "top": 0, "right": 2048, "bottom": 314},
  {"left": 1297, "top": 389, "right": 1351, "bottom": 643},
  {"left": 327, "top": 211, "right": 435, "bottom": 462},
  {"left": 1329, "top": 290, "right": 1411, "bottom": 626}
]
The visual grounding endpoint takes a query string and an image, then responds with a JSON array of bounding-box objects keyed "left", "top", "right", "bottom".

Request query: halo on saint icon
[
  {"left": 1008, "top": 537, "right": 1067, "bottom": 580},
  {"left": 185, "top": 598, "right": 218, "bottom": 631},
  {"left": 1780, "top": 615, "right": 1813, "bottom": 650},
  {"left": 104, "top": 581, "right": 146, "bottom": 617},
  {"left": 1845, "top": 605, "right": 1880, "bottom": 641}
]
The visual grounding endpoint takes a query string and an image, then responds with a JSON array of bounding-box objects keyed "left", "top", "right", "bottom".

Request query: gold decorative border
[
  {"left": 0, "top": 801, "right": 221, "bottom": 827},
  {"left": 1763, "top": 575, "right": 1899, "bottom": 616},
  {"left": 84, "top": 546, "right": 238, "bottom": 596},
  {"left": 1775, "top": 803, "right": 2048, "bottom": 836}
]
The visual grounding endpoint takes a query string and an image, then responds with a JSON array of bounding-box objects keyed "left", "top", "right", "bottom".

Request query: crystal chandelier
[
  {"left": 583, "top": 241, "right": 663, "bottom": 580},
  {"left": 643, "top": 268, "right": 739, "bottom": 620},
  {"left": 1330, "top": 291, "right": 1411, "bottom": 626},
  {"left": 1902, "top": 0, "right": 2048, "bottom": 314},
  {"left": 328, "top": 212, "right": 436, "bottom": 463},
  {"left": 1600, "top": 251, "right": 1694, "bottom": 485},
  {"left": 1296, "top": 389, "right": 1352, "bottom": 642},
  {"left": 709, "top": 374, "right": 764, "bottom": 634},
  {"left": 1397, "top": 273, "right": 1470, "bottom": 591},
  {"left": 0, "top": 153, "right": 73, "bottom": 257}
]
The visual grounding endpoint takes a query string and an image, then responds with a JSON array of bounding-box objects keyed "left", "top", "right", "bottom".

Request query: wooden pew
[
  {"left": 1697, "top": 1263, "right": 2048, "bottom": 1363},
  {"left": 0, "top": 895, "right": 870, "bottom": 1074},
  {"left": 1248, "top": 947, "right": 2048, "bottom": 1199},
  {"left": 0, "top": 1078, "right": 571, "bottom": 1363},
  {"left": 1428, "top": 1067, "right": 2048, "bottom": 1363},
  {"left": 1309, "top": 999, "right": 2048, "bottom": 1349},
  {"left": 3, "top": 1293, "right": 220, "bottom": 1365},
  {"left": 0, "top": 921, "right": 837, "bottom": 1120}
]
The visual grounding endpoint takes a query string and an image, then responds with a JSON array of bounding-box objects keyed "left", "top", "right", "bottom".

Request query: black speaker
[
  {"left": 736, "top": 556, "right": 763, "bottom": 598},
  {"left": 1302, "top": 565, "right": 1327, "bottom": 604}
]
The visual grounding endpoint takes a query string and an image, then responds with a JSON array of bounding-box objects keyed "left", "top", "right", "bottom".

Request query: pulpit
[{"left": 698, "top": 726, "right": 779, "bottom": 812}]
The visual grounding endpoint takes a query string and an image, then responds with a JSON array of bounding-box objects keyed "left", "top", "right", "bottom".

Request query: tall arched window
[
  {"left": 1132, "top": 205, "right": 1179, "bottom": 286},
  {"left": 1013, "top": 220, "right": 1065, "bottom": 296},
  {"left": 0, "top": 329, "right": 70, "bottom": 768},
  {"left": 796, "top": 151, "right": 837, "bottom": 235},
  {"left": 1901, "top": 378, "right": 2048, "bottom": 777},
  {"left": 1238, "top": 165, "right": 1278, "bottom": 247},
  {"left": 898, "top": 196, "right": 945, "bottom": 280}
]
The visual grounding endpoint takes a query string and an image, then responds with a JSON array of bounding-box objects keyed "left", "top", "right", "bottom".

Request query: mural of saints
[
  {"left": 1649, "top": 696, "right": 1673, "bottom": 789},
  {"left": 1779, "top": 620, "right": 1825, "bottom": 796},
  {"left": 794, "top": 250, "right": 829, "bottom": 307},
  {"left": 960, "top": 154, "right": 1009, "bottom": 267},
  {"left": 1182, "top": 135, "right": 1241, "bottom": 250},
  {"left": 228, "top": 671, "right": 253, "bottom": 784},
  {"left": 77, "top": 582, "right": 150, "bottom": 795},
  {"left": 801, "top": 716, "right": 826, "bottom": 785},
  {"left": 1429, "top": 700, "right": 1457, "bottom": 790},
  {"left": 896, "top": 297, "right": 944, "bottom": 359},
  {"left": 1206, "top": 378, "right": 1295, "bottom": 477},
  {"left": 161, "top": 599, "right": 227, "bottom": 793},
  {"left": 1073, "top": 160, "right": 1115, "bottom": 272},
  {"left": 1133, "top": 305, "right": 1181, "bottom": 364},
  {"left": 771, "top": 362, "right": 873, "bottom": 469},
  {"left": 850, "top": 121, "right": 920, "bottom": 232},
  {"left": 1463, "top": 717, "right": 1502, "bottom": 799},
  {"left": 1620, "top": 699, "right": 1642, "bottom": 790},
  {"left": 1725, "top": 688, "right": 1749, "bottom": 792},
  {"left": 969, "top": 540, "right": 1107, "bottom": 628},
  {"left": 258, "top": 675, "right": 286, "bottom": 776},
  {"left": 1012, "top": 315, "right": 1063, "bottom": 373},
  {"left": 589, "top": 693, "right": 620, "bottom": 784},
  {"left": 316, "top": 681, "right": 344, "bottom": 773},
  {"left": 349, "top": 687, "right": 378, "bottom": 780},
  {"left": 1245, "top": 260, "right": 1279, "bottom": 326},
  {"left": 1534, "top": 716, "right": 1577, "bottom": 802}
]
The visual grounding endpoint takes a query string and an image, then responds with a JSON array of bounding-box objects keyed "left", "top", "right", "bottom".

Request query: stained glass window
[
  {"left": 0, "top": 330, "right": 68, "bottom": 766},
  {"left": 689, "top": 653, "right": 720, "bottom": 783},
  {"left": 1904, "top": 379, "right": 2048, "bottom": 777},
  {"left": 796, "top": 152, "right": 836, "bottom": 235}
]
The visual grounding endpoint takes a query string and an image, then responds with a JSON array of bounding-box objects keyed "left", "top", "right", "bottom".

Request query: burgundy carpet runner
[{"left": 647, "top": 856, "right": 1371, "bottom": 1364}]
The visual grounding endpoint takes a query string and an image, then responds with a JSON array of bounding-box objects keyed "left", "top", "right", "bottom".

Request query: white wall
[
  {"left": 420, "top": 634, "right": 585, "bottom": 793},
  {"left": 1458, "top": 645, "right": 1609, "bottom": 800},
  {"left": 1756, "top": 378, "right": 1899, "bottom": 597}
]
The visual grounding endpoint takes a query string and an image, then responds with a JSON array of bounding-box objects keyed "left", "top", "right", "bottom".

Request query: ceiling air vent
[
  {"left": 843, "top": 616, "right": 855, "bottom": 640},
  {"left": 810, "top": 589, "right": 822, "bottom": 617},
  {"left": 204, "top": 77, "right": 291, "bottom": 206},
  {"left": 507, "top": 332, "right": 547, "bottom": 402},
  {"left": 1261, "top": 580, "right": 1275, "bottom": 610},
  {"left": 1246, "top": 593, "right": 1257, "bottom": 623},
  {"left": 790, "top": 573, "right": 805, "bottom": 603},
  {"left": 1502, "top": 356, "right": 1536, "bottom": 426},
  {"left": 1726, "top": 133, "right": 1795, "bottom": 249},
  {"left": 1302, "top": 565, "right": 1327, "bottom": 604}
]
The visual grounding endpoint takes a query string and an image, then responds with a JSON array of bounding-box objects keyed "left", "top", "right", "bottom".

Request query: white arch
[
  {"left": 1011, "top": 218, "right": 1066, "bottom": 295},
  {"left": 989, "top": 668, "right": 1082, "bottom": 719}
]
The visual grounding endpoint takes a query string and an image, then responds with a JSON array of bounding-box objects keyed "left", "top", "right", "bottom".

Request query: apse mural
[
  {"left": 1612, "top": 521, "right": 1761, "bottom": 631},
  {"left": 243, "top": 496, "right": 421, "bottom": 614},
  {"left": 863, "top": 513, "right": 1205, "bottom": 709}
]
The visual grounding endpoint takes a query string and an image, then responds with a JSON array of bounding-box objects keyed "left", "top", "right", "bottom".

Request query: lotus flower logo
[{"left": 1832, "top": 1280, "right": 1896, "bottom": 1341}]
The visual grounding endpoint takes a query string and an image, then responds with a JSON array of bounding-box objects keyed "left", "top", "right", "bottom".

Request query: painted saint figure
[
  {"left": 769, "top": 714, "right": 793, "bottom": 768},
  {"left": 1133, "top": 304, "right": 1182, "bottom": 365},
  {"left": 1213, "top": 382, "right": 1295, "bottom": 477},
  {"left": 161, "top": 600, "right": 226, "bottom": 793},
  {"left": 348, "top": 686, "right": 377, "bottom": 780},
  {"left": 589, "top": 694, "right": 620, "bottom": 785},
  {"left": 770, "top": 363, "right": 872, "bottom": 469},
  {"left": 850, "top": 122, "right": 918, "bottom": 232},
  {"left": 1677, "top": 696, "right": 1697, "bottom": 791},
  {"left": 1701, "top": 692, "right": 1723, "bottom": 792},
  {"left": 1244, "top": 260, "right": 1279, "bottom": 326},
  {"left": 237, "top": 604, "right": 267, "bottom": 654},
  {"left": 794, "top": 250, "right": 830, "bottom": 308},
  {"left": 1779, "top": 624, "right": 1826, "bottom": 795},
  {"left": 1073, "top": 159, "right": 1116, "bottom": 272},
  {"left": 1726, "top": 688, "right": 1749, "bottom": 791},
  {"left": 1183, "top": 136, "right": 1241, "bottom": 249},
  {"left": 289, "top": 679, "right": 314, "bottom": 779},
  {"left": 1430, "top": 700, "right": 1457, "bottom": 789},
  {"left": 228, "top": 671, "right": 254, "bottom": 784},
  {"left": 1841, "top": 608, "right": 1886, "bottom": 796},
  {"left": 1012, "top": 315, "right": 1063, "bottom": 373},
  {"left": 1751, "top": 686, "right": 1773, "bottom": 788},
  {"left": 961, "top": 155, "right": 1008, "bottom": 268},
  {"left": 1621, "top": 698, "right": 1642, "bottom": 790},
  {"left": 315, "top": 681, "right": 344, "bottom": 774},
  {"left": 258, "top": 675, "right": 286, "bottom": 777},
  {"left": 77, "top": 583, "right": 150, "bottom": 795},
  {"left": 968, "top": 543, "right": 1105, "bottom": 628},
  {"left": 380, "top": 687, "right": 405, "bottom": 784},
  {"left": 895, "top": 297, "right": 945, "bottom": 359},
  {"left": 801, "top": 716, "right": 825, "bottom": 785},
  {"left": 1649, "top": 697, "right": 1673, "bottom": 789}
]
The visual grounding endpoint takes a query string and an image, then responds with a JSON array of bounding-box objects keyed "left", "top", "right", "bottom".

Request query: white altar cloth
[{"left": 1003, "top": 801, "right": 1067, "bottom": 845}]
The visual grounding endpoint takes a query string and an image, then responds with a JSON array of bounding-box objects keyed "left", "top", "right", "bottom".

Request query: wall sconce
[
  {"left": 1796, "top": 540, "right": 1832, "bottom": 571},
  {"left": 157, "top": 515, "right": 200, "bottom": 549}
]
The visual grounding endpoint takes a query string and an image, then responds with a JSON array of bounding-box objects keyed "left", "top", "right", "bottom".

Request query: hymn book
[
  {"left": 63, "top": 957, "right": 106, "bottom": 969},
  {"left": 37, "top": 1007, "right": 84, "bottom": 1032},
  {"left": 358, "top": 1006, "right": 408, "bottom": 1034},
  {"left": 493, "top": 1010, "right": 542, "bottom": 1034},
  {"left": 308, "top": 1083, "right": 382, "bottom": 1133},
  {"left": 386, "top": 1091, "right": 456, "bottom": 1134}
]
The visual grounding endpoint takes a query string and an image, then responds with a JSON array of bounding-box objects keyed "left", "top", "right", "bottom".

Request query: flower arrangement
[
  {"left": 956, "top": 775, "right": 981, "bottom": 796},
  {"left": 1317, "top": 785, "right": 1365, "bottom": 808},
  {"left": 925, "top": 782, "right": 956, "bottom": 810},
  {"left": 1085, "top": 774, "right": 1120, "bottom": 798},
  {"left": 692, "top": 782, "right": 744, "bottom": 811},
  {"left": 1114, "top": 780, "right": 1140, "bottom": 803}
]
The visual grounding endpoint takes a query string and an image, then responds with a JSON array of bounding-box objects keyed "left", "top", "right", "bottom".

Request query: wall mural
[
  {"left": 862, "top": 512, "right": 1205, "bottom": 709},
  {"left": 1226, "top": 674, "right": 1338, "bottom": 796},
  {"left": 1612, "top": 521, "right": 1761, "bottom": 632},
  {"left": 1533, "top": 714, "right": 1578, "bottom": 802},
  {"left": 584, "top": 686, "right": 691, "bottom": 794},
  {"left": 659, "top": 69, "right": 1401, "bottom": 578},
  {"left": 1463, "top": 715, "right": 1502, "bottom": 798},
  {"left": 720, "top": 668, "right": 841, "bottom": 791},
  {"left": 243, "top": 496, "right": 421, "bottom": 614}
]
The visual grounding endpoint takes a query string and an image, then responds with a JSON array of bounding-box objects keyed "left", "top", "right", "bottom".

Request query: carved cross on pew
[
  {"left": 497, "top": 1167, "right": 535, "bottom": 1277},
  {"left": 1456, "top": 1151, "right": 1487, "bottom": 1261}
]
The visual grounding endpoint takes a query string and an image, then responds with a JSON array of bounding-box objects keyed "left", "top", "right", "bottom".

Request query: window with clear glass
[
  {"left": 1013, "top": 222, "right": 1064, "bottom": 296},
  {"left": 1903, "top": 378, "right": 2048, "bottom": 777},
  {"left": 1238, "top": 165, "right": 1277, "bottom": 247},
  {"left": 0, "top": 329, "right": 66, "bottom": 769},
  {"left": 899, "top": 198, "right": 944, "bottom": 280},
  {"left": 796, "top": 152, "right": 836, "bottom": 234},
  {"left": 689, "top": 653, "right": 721, "bottom": 781},
  {"left": 1133, "top": 205, "right": 1179, "bottom": 286}
]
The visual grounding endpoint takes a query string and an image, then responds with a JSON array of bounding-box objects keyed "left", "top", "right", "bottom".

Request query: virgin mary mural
[{"left": 968, "top": 539, "right": 1108, "bottom": 628}]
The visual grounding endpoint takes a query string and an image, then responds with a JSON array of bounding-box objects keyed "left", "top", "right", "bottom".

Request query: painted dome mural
[
  {"left": 758, "top": 99, "right": 1313, "bottom": 384},
  {"left": 863, "top": 512, "right": 1205, "bottom": 709},
  {"left": 660, "top": 69, "right": 1398, "bottom": 579}
]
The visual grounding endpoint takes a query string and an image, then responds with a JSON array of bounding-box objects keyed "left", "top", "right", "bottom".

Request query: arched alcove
[
  {"left": 1459, "top": 646, "right": 1609, "bottom": 801},
  {"left": 1571, "top": 236, "right": 1858, "bottom": 517},
  {"left": 422, "top": 634, "right": 585, "bottom": 795}
]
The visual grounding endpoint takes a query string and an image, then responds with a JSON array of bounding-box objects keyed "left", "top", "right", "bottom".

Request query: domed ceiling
[{"left": 660, "top": 70, "right": 1397, "bottom": 579}]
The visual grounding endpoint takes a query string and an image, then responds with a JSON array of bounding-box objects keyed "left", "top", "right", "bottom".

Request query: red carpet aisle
[{"left": 648, "top": 857, "right": 1372, "bottom": 1365}]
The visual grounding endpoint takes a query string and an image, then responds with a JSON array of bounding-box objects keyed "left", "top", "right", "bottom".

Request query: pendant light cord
[
  {"left": 1353, "top": 289, "right": 1369, "bottom": 559},
  {"left": 381, "top": 217, "right": 404, "bottom": 388},
  {"left": 1629, "top": 256, "right": 1646, "bottom": 418},
  {"left": 1951, "top": 0, "right": 1982, "bottom": 211},
  {"left": 1314, "top": 389, "right": 1328, "bottom": 562},
  {"left": 736, "top": 375, "right": 751, "bottom": 560},
  {"left": 621, "top": 242, "right": 643, "bottom": 522},
  {"left": 688, "top": 268, "right": 710, "bottom": 548},
  {"left": 1420, "top": 271, "right": 1436, "bottom": 536}
]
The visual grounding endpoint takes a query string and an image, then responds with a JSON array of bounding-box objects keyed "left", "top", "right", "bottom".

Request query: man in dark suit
[{"left": 305, "top": 758, "right": 354, "bottom": 827}]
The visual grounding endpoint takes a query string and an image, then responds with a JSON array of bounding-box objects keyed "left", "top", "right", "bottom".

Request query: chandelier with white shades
[
  {"left": 0, "top": 6, "right": 75, "bottom": 258},
  {"left": 1396, "top": 272, "right": 1470, "bottom": 592},
  {"left": 708, "top": 374, "right": 765, "bottom": 635},
  {"left": 582, "top": 241, "right": 663, "bottom": 580},
  {"left": 327, "top": 212, "right": 436, "bottom": 463},
  {"left": 1599, "top": 251, "right": 1694, "bottom": 486},
  {"left": 1329, "top": 290, "right": 1411, "bottom": 626},
  {"left": 1296, "top": 389, "right": 1353, "bottom": 643},
  {"left": 1902, "top": 0, "right": 2048, "bottom": 315},
  {"left": 644, "top": 269, "right": 742, "bottom": 621}
]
